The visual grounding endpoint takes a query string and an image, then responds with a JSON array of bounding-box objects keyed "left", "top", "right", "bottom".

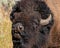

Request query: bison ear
[{"left": 40, "top": 14, "right": 52, "bottom": 25}]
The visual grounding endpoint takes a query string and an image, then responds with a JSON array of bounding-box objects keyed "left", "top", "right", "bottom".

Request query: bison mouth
[{"left": 12, "top": 27, "right": 30, "bottom": 48}]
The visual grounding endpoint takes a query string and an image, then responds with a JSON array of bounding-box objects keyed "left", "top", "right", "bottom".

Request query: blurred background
[{"left": 0, "top": 0, "right": 15, "bottom": 48}]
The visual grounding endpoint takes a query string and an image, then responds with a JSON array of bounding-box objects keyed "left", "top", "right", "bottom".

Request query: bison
[{"left": 10, "top": 0, "right": 54, "bottom": 48}]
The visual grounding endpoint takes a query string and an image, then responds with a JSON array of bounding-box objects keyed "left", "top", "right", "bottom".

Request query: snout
[
  {"left": 12, "top": 23, "right": 28, "bottom": 40},
  {"left": 12, "top": 23, "right": 24, "bottom": 38}
]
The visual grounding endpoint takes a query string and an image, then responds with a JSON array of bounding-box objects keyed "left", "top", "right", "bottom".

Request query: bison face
[
  {"left": 12, "top": 11, "right": 41, "bottom": 39},
  {"left": 10, "top": 0, "right": 54, "bottom": 48},
  {"left": 12, "top": 11, "right": 42, "bottom": 48}
]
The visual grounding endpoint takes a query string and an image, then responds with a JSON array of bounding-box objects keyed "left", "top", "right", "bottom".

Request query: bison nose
[
  {"left": 17, "top": 24, "right": 24, "bottom": 32},
  {"left": 13, "top": 23, "right": 24, "bottom": 32},
  {"left": 19, "top": 26, "right": 24, "bottom": 30}
]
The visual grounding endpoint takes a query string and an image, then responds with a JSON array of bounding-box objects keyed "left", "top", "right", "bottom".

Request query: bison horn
[{"left": 40, "top": 14, "right": 52, "bottom": 25}]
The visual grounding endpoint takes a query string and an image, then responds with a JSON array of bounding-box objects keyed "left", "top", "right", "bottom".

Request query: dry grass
[{"left": 0, "top": 0, "right": 15, "bottom": 48}]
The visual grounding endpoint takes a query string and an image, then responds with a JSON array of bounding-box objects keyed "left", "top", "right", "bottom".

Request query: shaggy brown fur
[{"left": 10, "top": 0, "right": 54, "bottom": 48}]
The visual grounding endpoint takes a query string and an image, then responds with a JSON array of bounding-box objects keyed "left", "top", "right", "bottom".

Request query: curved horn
[{"left": 40, "top": 14, "right": 52, "bottom": 25}]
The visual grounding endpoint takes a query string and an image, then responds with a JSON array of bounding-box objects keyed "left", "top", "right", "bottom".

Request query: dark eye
[{"left": 32, "top": 19, "right": 39, "bottom": 30}]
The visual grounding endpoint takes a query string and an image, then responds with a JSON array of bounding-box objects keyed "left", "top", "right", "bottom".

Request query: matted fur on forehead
[
  {"left": 15, "top": 0, "right": 40, "bottom": 11},
  {"left": 13, "top": 11, "right": 41, "bottom": 24},
  {"left": 14, "top": 12, "right": 30, "bottom": 22}
]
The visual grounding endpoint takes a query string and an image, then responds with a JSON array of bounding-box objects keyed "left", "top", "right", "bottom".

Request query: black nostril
[
  {"left": 18, "top": 26, "right": 24, "bottom": 31},
  {"left": 19, "top": 27, "right": 22, "bottom": 30}
]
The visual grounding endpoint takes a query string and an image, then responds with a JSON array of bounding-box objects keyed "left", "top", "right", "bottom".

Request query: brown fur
[{"left": 10, "top": 0, "right": 54, "bottom": 48}]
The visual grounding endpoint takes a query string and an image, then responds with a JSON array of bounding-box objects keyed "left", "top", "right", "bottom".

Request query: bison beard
[{"left": 10, "top": 0, "right": 54, "bottom": 48}]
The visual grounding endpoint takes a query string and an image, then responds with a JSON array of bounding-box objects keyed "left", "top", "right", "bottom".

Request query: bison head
[{"left": 10, "top": 0, "right": 54, "bottom": 48}]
